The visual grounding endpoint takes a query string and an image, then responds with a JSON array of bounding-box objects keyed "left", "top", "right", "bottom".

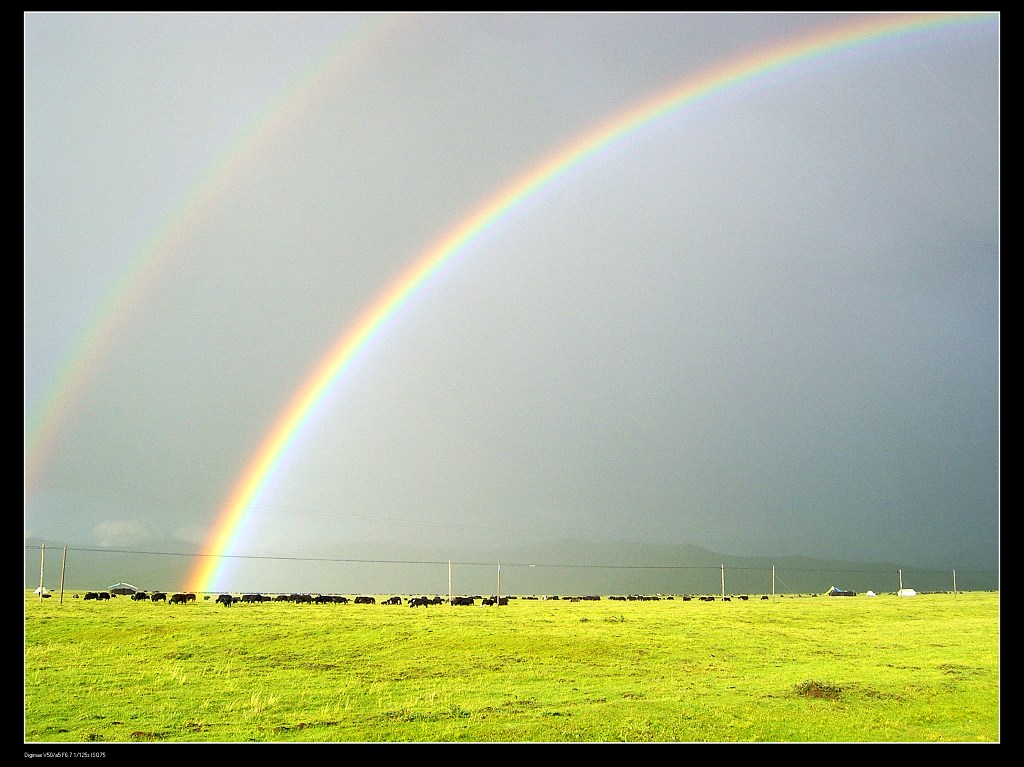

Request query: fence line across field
[{"left": 27, "top": 544, "right": 994, "bottom": 602}]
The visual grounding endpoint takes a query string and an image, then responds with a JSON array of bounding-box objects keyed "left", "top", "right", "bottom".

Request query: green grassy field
[{"left": 24, "top": 590, "right": 999, "bottom": 743}]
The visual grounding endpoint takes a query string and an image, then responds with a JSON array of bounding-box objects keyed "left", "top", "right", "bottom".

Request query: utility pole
[
  {"left": 496, "top": 562, "right": 501, "bottom": 603},
  {"left": 720, "top": 563, "right": 725, "bottom": 598},
  {"left": 772, "top": 565, "right": 776, "bottom": 597},
  {"left": 953, "top": 569, "right": 958, "bottom": 595},
  {"left": 899, "top": 568, "right": 904, "bottom": 592},
  {"left": 448, "top": 560, "right": 452, "bottom": 604},
  {"left": 38, "top": 544, "right": 45, "bottom": 602},
  {"left": 59, "top": 546, "right": 67, "bottom": 604}
]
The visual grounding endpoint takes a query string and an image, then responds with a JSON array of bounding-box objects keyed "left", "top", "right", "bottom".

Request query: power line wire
[{"left": 23, "top": 545, "right": 997, "bottom": 576}]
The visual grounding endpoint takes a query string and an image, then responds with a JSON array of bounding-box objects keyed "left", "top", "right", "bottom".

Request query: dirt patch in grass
[{"left": 794, "top": 680, "right": 842, "bottom": 700}]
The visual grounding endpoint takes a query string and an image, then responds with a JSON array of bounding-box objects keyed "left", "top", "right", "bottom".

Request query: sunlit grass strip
[{"left": 25, "top": 591, "right": 999, "bottom": 743}]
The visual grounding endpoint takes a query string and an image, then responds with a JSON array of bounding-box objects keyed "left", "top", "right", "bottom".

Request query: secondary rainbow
[
  {"left": 24, "top": 13, "right": 402, "bottom": 493},
  {"left": 181, "top": 13, "right": 997, "bottom": 593}
]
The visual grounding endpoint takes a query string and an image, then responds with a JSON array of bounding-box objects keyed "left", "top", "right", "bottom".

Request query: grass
[{"left": 24, "top": 591, "right": 999, "bottom": 743}]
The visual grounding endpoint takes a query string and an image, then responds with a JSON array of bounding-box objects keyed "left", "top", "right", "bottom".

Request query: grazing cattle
[
  {"left": 682, "top": 596, "right": 692, "bottom": 601},
  {"left": 738, "top": 595, "right": 749, "bottom": 601},
  {"left": 289, "top": 593, "right": 313, "bottom": 603},
  {"left": 168, "top": 593, "right": 189, "bottom": 604},
  {"left": 313, "top": 594, "right": 335, "bottom": 604},
  {"left": 723, "top": 597, "right": 731, "bottom": 602},
  {"left": 96, "top": 592, "right": 111, "bottom": 600},
  {"left": 761, "top": 595, "right": 769, "bottom": 600},
  {"left": 150, "top": 592, "right": 167, "bottom": 602},
  {"left": 241, "top": 594, "right": 266, "bottom": 603},
  {"left": 84, "top": 592, "right": 99, "bottom": 601},
  {"left": 353, "top": 596, "right": 375, "bottom": 604},
  {"left": 185, "top": 593, "right": 196, "bottom": 602},
  {"left": 382, "top": 596, "right": 402, "bottom": 605},
  {"left": 131, "top": 591, "right": 149, "bottom": 601},
  {"left": 216, "top": 594, "right": 234, "bottom": 607},
  {"left": 408, "top": 597, "right": 429, "bottom": 608},
  {"left": 449, "top": 596, "right": 475, "bottom": 606}
]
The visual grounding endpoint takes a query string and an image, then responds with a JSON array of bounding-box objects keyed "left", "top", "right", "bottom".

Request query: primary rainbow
[{"left": 176, "top": 12, "right": 996, "bottom": 593}]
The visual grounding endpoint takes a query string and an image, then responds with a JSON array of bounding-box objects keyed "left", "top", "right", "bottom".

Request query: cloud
[{"left": 93, "top": 519, "right": 154, "bottom": 548}]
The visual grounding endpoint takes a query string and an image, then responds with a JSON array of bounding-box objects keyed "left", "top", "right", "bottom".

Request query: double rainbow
[{"left": 35, "top": 14, "right": 996, "bottom": 594}]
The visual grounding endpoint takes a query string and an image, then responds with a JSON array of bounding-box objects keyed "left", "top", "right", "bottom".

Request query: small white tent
[
  {"left": 33, "top": 586, "right": 51, "bottom": 597},
  {"left": 897, "top": 588, "right": 917, "bottom": 597}
]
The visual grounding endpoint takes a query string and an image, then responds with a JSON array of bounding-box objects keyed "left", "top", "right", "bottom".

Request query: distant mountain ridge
[{"left": 25, "top": 536, "right": 997, "bottom": 595}]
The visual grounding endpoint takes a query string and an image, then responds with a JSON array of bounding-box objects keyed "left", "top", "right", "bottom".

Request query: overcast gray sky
[{"left": 25, "top": 12, "right": 998, "bottom": 584}]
